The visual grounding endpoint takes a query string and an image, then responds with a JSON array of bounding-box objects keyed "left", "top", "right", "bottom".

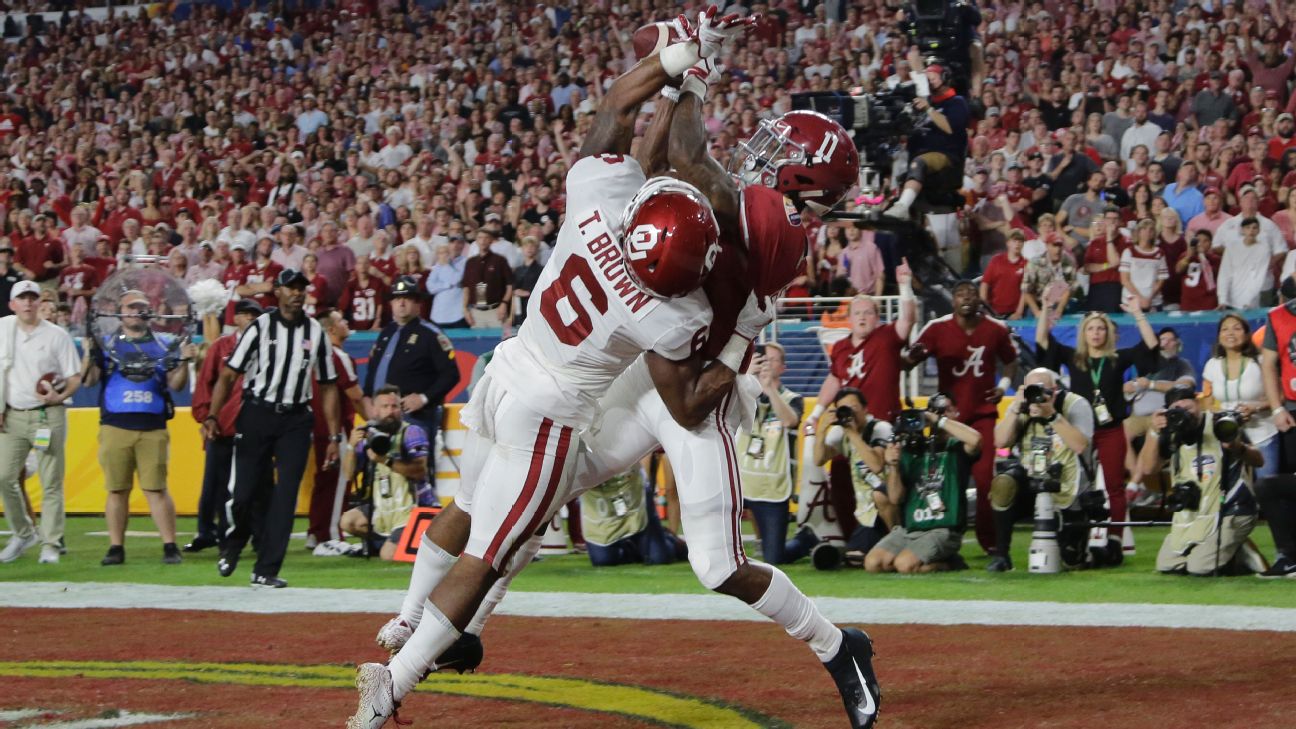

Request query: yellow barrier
[{"left": 0, "top": 406, "right": 470, "bottom": 517}]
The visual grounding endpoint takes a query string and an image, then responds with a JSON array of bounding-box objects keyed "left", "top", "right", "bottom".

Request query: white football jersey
[{"left": 489, "top": 154, "right": 711, "bottom": 429}]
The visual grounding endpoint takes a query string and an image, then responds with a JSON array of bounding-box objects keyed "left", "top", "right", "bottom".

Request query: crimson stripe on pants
[
  {"left": 715, "top": 390, "right": 746, "bottom": 566},
  {"left": 502, "top": 424, "right": 573, "bottom": 570},
  {"left": 483, "top": 418, "right": 554, "bottom": 566}
]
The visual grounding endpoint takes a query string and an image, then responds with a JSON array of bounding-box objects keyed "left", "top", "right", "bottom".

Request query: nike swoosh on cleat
[{"left": 853, "top": 657, "right": 877, "bottom": 719}]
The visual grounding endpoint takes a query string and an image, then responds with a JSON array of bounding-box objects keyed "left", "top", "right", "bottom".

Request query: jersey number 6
[{"left": 540, "top": 256, "right": 609, "bottom": 346}]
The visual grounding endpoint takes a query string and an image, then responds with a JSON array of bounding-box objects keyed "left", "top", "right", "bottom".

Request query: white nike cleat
[
  {"left": 37, "top": 544, "right": 60, "bottom": 564},
  {"left": 375, "top": 617, "right": 413, "bottom": 654},
  {"left": 314, "top": 539, "right": 355, "bottom": 557},
  {"left": 346, "top": 663, "right": 400, "bottom": 729},
  {"left": 824, "top": 628, "right": 881, "bottom": 729},
  {"left": 882, "top": 202, "right": 910, "bottom": 220}
]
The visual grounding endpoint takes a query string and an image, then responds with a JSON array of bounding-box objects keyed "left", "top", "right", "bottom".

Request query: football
[
  {"left": 632, "top": 18, "right": 689, "bottom": 60},
  {"left": 36, "top": 372, "right": 66, "bottom": 396}
]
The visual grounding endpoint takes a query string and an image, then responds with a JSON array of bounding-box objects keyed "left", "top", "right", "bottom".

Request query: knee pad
[
  {"left": 907, "top": 156, "right": 930, "bottom": 185},
  {"left": 687, "top": 544, "right": 740, "bottom": 590},
  {"left": 989, "top": 472, "right": 1021, "bottom": 511}
]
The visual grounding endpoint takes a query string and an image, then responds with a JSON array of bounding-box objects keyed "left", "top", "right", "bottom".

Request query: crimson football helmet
[
  {"left": 620, "top": 177, "right": 721, "bottom": 299},
  {"left": 730, "top": 110, "right": 860, "bottom": 216}
]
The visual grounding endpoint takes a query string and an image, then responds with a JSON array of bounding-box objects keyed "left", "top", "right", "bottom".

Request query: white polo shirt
[{"left": 0, "top": 317, "right": 81, "bottom": 410}]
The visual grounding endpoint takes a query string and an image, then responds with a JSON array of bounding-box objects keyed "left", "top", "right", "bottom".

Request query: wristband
[
  {"left": 997, "top": 377, "right": 1011, "bottom": 392},
  {"left": 660, "top": 41, "right": 701, "bottom": 77},
  {"left": 899, "top": 279, "right": 914, "bottom": 301},
  {"left": 716, "top": 332, "right": 749, "bottom": 373},
  {"left": 936, "top": 416, "right": 948, "bottom": 431},
  {"left": 679, "top": 74, "right": 708, "bottom": 101},
  {"left": 660, "top": 85, "right": 681, "bottom": 103},
  {"left": 808, "top": 403, "right": 825, "bottom": 422}
]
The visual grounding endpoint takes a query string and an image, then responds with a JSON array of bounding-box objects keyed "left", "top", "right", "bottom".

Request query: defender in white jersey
[{"left": 348, "top": 22, "right": 759, "bottom": 728}]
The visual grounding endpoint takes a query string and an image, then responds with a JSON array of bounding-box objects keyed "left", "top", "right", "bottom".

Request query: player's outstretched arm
[
  {"left": 635, "top": 94, "right": 677, "bottom": 176},
  {"left": 645, "top": 351, "right": 736, "bottom": 429},
  {"left": 667, "top": 72, "right": 741, "bottom": 231},
  {"left": 578, "top": 56, "right": 673, "bottom": 161}
]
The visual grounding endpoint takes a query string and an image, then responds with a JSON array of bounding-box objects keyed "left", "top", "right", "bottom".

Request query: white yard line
[{"left": 3, "top": 581, "right": 1294, "bottom": 632}]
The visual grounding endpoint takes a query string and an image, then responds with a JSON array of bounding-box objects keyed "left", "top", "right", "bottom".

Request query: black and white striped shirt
[{"left": 226, "top": 310, "right": 337, "bottom": 406}]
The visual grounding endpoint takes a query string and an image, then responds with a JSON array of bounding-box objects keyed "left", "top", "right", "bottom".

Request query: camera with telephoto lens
[
  {"left": 835, "top": 405, "right": 856, "bottom": 427},
  {"left": 892, "top": 408, "right": 929, "bottom": 447},
  {"left": 1028, "top": 461, "right": 1063, "bottom": 494},
  {"left": 927, "top": 393, "right": 951, "bottom": 415},
  {"left": 1212, "top": 410, "right": 1243, "bottom": 443},
  {"left": 1164, "top": 406, "right": 1197, "bottom": 443},
  {"left": 1023, "top": 383, "right": 1050, "bottom": 406},
  {"left": 363, "top": 422, "right": 396, "bottom": 458},
  {"left": 1168, "top": 481, "right": 1202, "bottom": 513}
]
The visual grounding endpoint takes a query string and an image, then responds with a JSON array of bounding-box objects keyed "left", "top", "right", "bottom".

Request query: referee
[
  {"left": 202, "top": 269, "right": 342, "bottom": 588},
  {"left": 364, "top": 275, "right": 460, "bottom": 496}
]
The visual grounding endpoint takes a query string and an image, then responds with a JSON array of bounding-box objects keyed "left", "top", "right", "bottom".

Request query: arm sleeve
[
  {"left": 225, "top": 320, "right": 259, "bottom": 374},
  {"left": 422, "top": 331, "right": 461, "bottom": 405},
  {"left": 314, "top": 329, "right": 338, "bottom": 384}
]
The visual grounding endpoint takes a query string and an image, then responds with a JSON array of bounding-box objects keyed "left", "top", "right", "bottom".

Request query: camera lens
[{"left": 1023, "top": 383, "right": 1048, "bottom": 404}]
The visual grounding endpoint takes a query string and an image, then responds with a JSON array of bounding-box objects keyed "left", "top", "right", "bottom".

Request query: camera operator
[
  {"left": 338, "top": 385, "right": 434, "bottom": 561},
  {"left": 1139, "top": 385, "right": 1260, "bottom": 576},
  {"left": 813, "top": 388, "right": 896, "bottom": 558},
  {"left": 864, "top": 396, "right": 982, "bottom": 574},
  {"left": 988, "top": 368, "right": 1095, "bottom": 572},
  {"left": 899, "top": 0, "right": 984, "bottom": 99},
  {"left": 884, "top": 63, "right": 970, "bottom": 220}
]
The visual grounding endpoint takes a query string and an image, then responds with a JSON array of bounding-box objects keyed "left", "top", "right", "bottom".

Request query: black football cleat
[
  {"left": 217, "top": 549, "right": 239, "bottom": 577},
  {"left": 438, "top": 632, "right": 484, "bottom": 674},
  {"left": 824, "top": 628, "right": 881, "bottom": 729},
  {"left": 250, "top": 573, "right": 288, "bottom": 588},
  {"left": 183, "top": 536, "right": 219, "bottom": 553}
]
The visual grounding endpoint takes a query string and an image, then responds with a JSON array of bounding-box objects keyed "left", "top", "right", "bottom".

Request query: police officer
[
  {"left": 203, "top": 269, "right": 342, "bottom": 588},
  {"left": 83, "top": 289, "right": 197, "bottom": 566},
  {"left": 364, "top": 275, "right": 461, "bottom": 496}
]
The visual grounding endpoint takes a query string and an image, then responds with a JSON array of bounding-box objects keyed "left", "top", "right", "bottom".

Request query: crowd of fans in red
[{"left": 1, "top": 0, "right": 1296, "bottom": 336}]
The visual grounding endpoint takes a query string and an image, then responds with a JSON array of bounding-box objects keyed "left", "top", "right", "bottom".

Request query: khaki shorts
[
  {"left": 874, "top": 526, "right": 963, "bottom": 565},
  {"left": 1124, "top": 415, "right": 1153, "bottom": 439},
  {"left": 99, "top": 425, "right": 169, "bottom": 492}
]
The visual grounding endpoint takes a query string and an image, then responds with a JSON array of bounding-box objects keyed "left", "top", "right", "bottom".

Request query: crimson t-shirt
[
  {"left": 1085, "top": 235, "right": 1127, "bottom": 285},
  {"left": 829, "top": 323, "right": 904, "bottom": 422},
  {"left": 341, "top": 278, "right": 385, "bottom": 330},
  {"left": 915, "top": 315, "right": 1018, "bottom": 420},
  {"left": 1178, "top": 251, "right": 1221, "bottom": 312},
  {"left": 980, "top": 253, "right": 1026, "bottom": 316},
  {"left": 58, "top": 264, "right": 99, "bottom": 301}
]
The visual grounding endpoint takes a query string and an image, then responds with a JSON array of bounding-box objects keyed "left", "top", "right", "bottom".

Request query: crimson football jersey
[
  {"left": 58, "top": 264, "right": 99, "bottom": 298},
  {"left": 341, "top": 277, "right": 385, "bottom": 330},
  {"left": 915, "top": 314, "right": 1018, "bottom": 420},
  {"left": 303, "top": 273, "right": 329, "bottom": 318},
  {"left": 222, "top": 262, "right": 254, "bottom": 325},
  {"left": 243, "top": 261, "right": 284, "bottom": 310},
  {"left": 829, "top": 324, "right": 904, "bottom": 421}
]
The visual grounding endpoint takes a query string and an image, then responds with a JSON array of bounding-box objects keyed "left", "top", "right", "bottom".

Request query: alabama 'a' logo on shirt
[
  {"left": 846, "top": 351, "right": 865, "bottom": 380},
  {"left": 952, "top": 345, "right": 986, "bottom": 377}
]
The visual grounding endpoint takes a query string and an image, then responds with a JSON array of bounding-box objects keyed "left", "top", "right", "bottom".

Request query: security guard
[
  {"left": 364, "top": 275, "right": 460, "bottom": 495},
  {"left": 203, "top": 269, "right": 342, "bottom": 588},
  {"left": 83, "top": 289, "right": 197, "bottom": 566}
]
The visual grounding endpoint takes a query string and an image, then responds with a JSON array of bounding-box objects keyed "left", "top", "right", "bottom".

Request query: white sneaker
[
  {"left": 313, "top": 539, "right": 354, "bottom": 557},
  {"left": 304, "top": 534, "right": 319, "bottom": 550},
  {"left": 376, "top": 617, "right": 413, "bottom": 653},
  {"left": 37, "top": 544, "right": 59, "bottom": 564},
  {"left": 346, "top": 662, "right": 398, "bottom": 729},
  {"left": 0, "top": 533, "right": 40, "bottom": 563}
]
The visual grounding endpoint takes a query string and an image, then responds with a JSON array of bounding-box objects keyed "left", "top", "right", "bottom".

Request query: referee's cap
[
  {"left": 275, "top": 269, "right": 310, "bottom": 289},
  {"left": 390, "top": 275, "right": 422, "bottom": 299}
]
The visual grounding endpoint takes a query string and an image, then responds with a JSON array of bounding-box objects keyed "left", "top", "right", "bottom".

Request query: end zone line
[{"left": 0, "top": 581, "right": 1293, "bottom": 633}]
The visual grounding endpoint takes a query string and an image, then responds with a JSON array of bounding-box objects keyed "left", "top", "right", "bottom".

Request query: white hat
[{"left": 10, "top": 280, "right": 39, "bottom": 301}]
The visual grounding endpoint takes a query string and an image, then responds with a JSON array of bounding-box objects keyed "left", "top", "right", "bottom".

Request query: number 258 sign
[{"left": 627, "top": 224, "right": 660, "bottom": 260}]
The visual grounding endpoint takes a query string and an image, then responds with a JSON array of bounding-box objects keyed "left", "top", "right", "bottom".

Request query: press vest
[
  {"left": 369, "top": 425, "right": 419, "bottom": 536},
  {"left": 580, "top": 470, "right": 649, "bottom": 547},
  {"left": 1165, "top": 412, "right": 1257, "bottom": 556},
  {"left": 900, "top": 440, "right": 969, "bottom": 532},
  {"left": 1016, "top": 391, "right": 1089, "bottom": 510},
  {"left": 737, "top": 388, "right": 800, "bottom": 502}
]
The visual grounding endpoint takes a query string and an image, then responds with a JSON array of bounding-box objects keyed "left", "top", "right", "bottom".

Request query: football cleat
[
  {"left": 250, "top": 573, "right": 288, "bottom": 588},
  {"left": 346, "top": 663, "right": 403, "bottom": 729},
  {"left": 375, "top": 618, "right": 412, "bottom": 653},
  {"left": 824, "top": 628, "right": 881, "bottom": 729},
  {"left": 986, "top": 554, "right": 1013, "bottom": 573},
  {"left": 437, "top": 633, "right": 484, "bottom": 674},
  {"left": 217, "top": 549, "right": 239, "bottom": 577}
]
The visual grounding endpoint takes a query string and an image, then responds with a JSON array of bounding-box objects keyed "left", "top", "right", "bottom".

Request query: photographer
[
  {"left": 884, "top": 63, "right": 970, "bottom": 220},
  {"left": 989, "top": 368, "right": 1095, "bottom": 572},
  {"left": 864, "top": 396, "right": 982, "bottom": 574},
  {"left": 338, "top": 385, "right": 434, "bottom": 561},
  {"left": 580, "top": 464, "right": 687, "bottom": 568},
  {"left": 899, "top": 0, "right": 984, "bottom": 99},
  {"left": 1139, "top": 386, "right": 1260, "bottom": 576},
  {"left": 813, "top": 388, "right": 896, "bottom": 558}
]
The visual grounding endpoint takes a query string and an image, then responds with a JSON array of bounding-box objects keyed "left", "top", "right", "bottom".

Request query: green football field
[{"left": 2, "top": 516, "right": 1293, "bottom": 608}]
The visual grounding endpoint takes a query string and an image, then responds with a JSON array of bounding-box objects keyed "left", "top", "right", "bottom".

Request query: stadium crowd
[{"left": 0, "top": 0, "right": 1293, "bottom": 579}]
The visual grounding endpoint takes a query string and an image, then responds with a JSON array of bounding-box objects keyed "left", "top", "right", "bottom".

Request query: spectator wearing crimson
[
  {"left": 306, "top": 309, "right": 366, "bottom": 554},
  {"left": 17, "top": 213, "right": 66, "bottom": 292},
  {"left": 979, "top": 230, "right": 1027, "bottom": 319},
  {"left": 1187, "top": 187, "right": 1230, "bottom": 237},
  {"left": 58, "top": 245, "right": 99, "bottom": 323},
  {"left": 301, "top": 254, "right": 329, "bottom": 319},
  {"left": 807, "top": 263, "right": 916, "bottom": 537},
  {"left": 908, "top": 281, "right": 1019, "bottom": 556},
  {"left": 313, "top": 221, "right": 355, "bottom": 308},
  {"left": 1084, "top": 208, "right": 1128, "bottom": 313},
  {"left": 240, "top": 238, "right": 285, "bottom": 313},
  {"left": 185, "top": 298, "right": 263, "bottom": 552},
  {"left": 1036, "top": 300, "right": 1160, "bottom": 566},
  {"left": 340, "top": 255, "right": 387, "bottom": 332},
  {"left": 368, "top": 233, "right": 399, "bottom": 286},
  {"left": 1268, "top": 113, "right": 1296, "bottom": 162},
  {"left": 461, "top": 228, "right": 513, "bottom": 329},
  {"left": 1177, "top": 230, "right": 1222, "bottom": 312},
  {"left": 93, "top": 189, "right": 143, "bottom": 246},
  {"left": 220, "top": 245, "right": 254, "bottom": 326}
]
